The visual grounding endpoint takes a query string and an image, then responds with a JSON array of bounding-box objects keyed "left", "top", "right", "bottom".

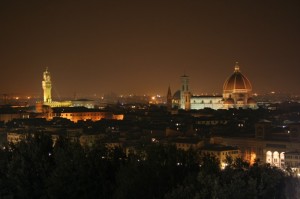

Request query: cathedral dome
[{"left": 223, "top": 63, "right": 252, "bottom": 93}]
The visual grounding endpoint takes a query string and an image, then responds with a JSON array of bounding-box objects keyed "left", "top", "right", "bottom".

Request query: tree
[{"left": 6, "top": 133, "right": 54, "bottom": 199}]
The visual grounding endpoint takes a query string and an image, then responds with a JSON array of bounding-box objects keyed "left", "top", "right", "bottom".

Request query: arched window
[
  {"left": 266, "top": 151, "right": 272, "bottom": 164},
  {"left": 273, "top": 151, "right": 279, "bottom": 167},
  {"left": 280, "top": 152, "right": 285, "bottom": 168}
]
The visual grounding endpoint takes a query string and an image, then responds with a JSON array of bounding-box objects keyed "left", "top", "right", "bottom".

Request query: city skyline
[{"left": 1, "top": 0, "right": 300, "bottom": 97}]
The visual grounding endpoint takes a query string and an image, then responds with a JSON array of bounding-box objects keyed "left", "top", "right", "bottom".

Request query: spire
[
  {"left": 167, "top": 85, "right": 172, "bottom": 96},
  {"left": 167, "top": 85, "right": 172, "bottom": 111},
  {"left": 234, "top": 62, "right": 240, "bottom": 72}
]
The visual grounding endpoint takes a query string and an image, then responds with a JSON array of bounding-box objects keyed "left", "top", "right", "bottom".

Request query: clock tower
[{"left": 42, "top": 67, "right": 52, "bottom": 103}]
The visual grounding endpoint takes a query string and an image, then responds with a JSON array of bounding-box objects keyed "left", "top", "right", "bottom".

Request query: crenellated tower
[{"left": 42, "top": 67, "right": 52, "bottom": 103}]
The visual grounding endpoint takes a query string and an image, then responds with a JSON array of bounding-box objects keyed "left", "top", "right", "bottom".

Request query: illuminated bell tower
[
  {"left": 180, "top": 74, "right": 191, "bottom": 110},
  {"left": 42, "top": 67, "right": 52, "bottom": 103}
]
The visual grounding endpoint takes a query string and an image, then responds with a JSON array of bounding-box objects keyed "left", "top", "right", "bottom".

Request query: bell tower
[
  {"left": 42, "top": 67, "right": 52, "bottom": 103},
  {"left": 180, "top": 74, "right": 191, "bottom": 110}
]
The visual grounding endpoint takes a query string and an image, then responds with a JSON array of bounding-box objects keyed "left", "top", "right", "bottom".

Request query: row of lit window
[
  {"left": 285, "top": 155, "right": 300, "bottom": 159},
  {"left": 285, "top": 162, "right": 300, "bottom": 167},
  {"left": 222, "top": 150, "right": 239, "bottom": 155},
  {"left": 61, "top": 113, "right": 104, "bottom": 116}
]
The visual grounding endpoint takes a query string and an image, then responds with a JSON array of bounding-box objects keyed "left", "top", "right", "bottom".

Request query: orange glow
[
  {"left": 250, "top": 152, "right": 256, "bottom": 165},
  {"left": 244, "top": 150, "right": 256, "bottom": 165},
  {"left": 113, "top": 114, "right": 124, "bottom": 120}
]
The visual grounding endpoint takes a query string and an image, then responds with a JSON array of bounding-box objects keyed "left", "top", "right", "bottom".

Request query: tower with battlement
[{"left": 42, "top": 67, "right": 52, "bottom": 103}]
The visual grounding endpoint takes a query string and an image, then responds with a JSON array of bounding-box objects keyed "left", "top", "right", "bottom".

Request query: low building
[
  {"left": 0, "top": 107, "right": 30, "bottom": 123},
  {"left": 218, "top": 121, "right": 300, "bottom": 168},
  {"left": 7, "top": 131, "right": 27, "bottom": 144},
  {"left": 79, "top": 133, "right": 106, "bottom": 147},
  {"left": 71, "top": 99, "right": 96, "bottom": 109},
  {"left": 284, "top": 151, "right": 300, "bottom": 176},
  {"left": 7, "top": 128, "right": 60, "bottom": 145},
  {"left": 201, "top": 144, "right": 240, "bottom": 169},
  {"left": 172, "top": 137, "right": 204, "bottom": 151},
  {"left": 48, "top": 107, "right": 114, "bottom": 123}
]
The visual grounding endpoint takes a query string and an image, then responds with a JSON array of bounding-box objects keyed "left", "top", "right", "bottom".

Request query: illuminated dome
[
  {"left": 223, "top": 62, "right": 252, "bottom": 93},
  {"left": 222, "top": 62, "right": 257, "bottom": 109}
]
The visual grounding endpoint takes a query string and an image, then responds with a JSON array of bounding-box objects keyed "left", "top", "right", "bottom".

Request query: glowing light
[
  {"left": 221, "top": 162, "right": 228, "bottom": 170},
  {"left": 250, "top": 152, "right": 256, "bottom": 165}
]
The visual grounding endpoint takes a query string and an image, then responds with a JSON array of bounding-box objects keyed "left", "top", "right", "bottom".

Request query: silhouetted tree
[{"left": 6, "top": 133, "right": 53, "bottom": 199}]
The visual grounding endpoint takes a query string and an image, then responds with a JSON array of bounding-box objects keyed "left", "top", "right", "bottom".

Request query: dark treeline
[{"left": 0, "top": 133, "right": 299, "bottom": 199}]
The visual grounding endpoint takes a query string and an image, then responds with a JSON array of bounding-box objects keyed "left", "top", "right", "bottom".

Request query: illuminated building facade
[
  {"left": 215, "top": 122, "right": 300, "bottom": 174},
  {"left": 190, "top": 96, "right": 223, "bottom": 110},
  {"left": 71, "top": 99, "right": 95, "bottom": 109},
  {"left": 172, "top": 62, "right": 257, "bottom": 110},
  {"left": 284, "top": 151, "right": 300, "bottom": 175},
  {"left": 47, "top": 107, "right": 123, "bottom": 123}
]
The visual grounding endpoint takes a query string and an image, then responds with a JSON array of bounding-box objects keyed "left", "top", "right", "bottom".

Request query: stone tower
[
  {"left": 42, "top": 67, "right": 52, "bottom": 103},
  {"left": 167, "top": 85, "right": 172, "bottom": 111},
  {"left": 180, "top": 74, "right": 191, "bottom": 110}
]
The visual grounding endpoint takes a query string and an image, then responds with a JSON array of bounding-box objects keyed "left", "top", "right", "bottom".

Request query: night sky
[{"left": 1, "top": 0, "right": 300, "bottom": 98}]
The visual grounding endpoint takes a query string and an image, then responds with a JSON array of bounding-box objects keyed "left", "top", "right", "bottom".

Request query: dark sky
[{"left": 1, "top": 0, "right": 300, "bottom": 98}]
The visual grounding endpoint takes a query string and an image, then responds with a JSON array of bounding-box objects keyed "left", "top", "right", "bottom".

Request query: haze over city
[{"left": 1, "top": 0, "right": 299, "bottom": 98}]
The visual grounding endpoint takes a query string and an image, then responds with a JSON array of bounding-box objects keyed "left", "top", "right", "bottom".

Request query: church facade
[{"left": 170, "top": 62, "right": 257, "bottom": 110}]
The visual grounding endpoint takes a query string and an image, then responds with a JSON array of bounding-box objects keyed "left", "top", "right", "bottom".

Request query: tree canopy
[{"left": 0, "top": 133, "right": 298, "bottom": 199}]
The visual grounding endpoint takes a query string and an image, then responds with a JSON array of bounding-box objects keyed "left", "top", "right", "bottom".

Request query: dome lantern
[{"left": 234, "top": 62, "right": 240, "bottom": 72}]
